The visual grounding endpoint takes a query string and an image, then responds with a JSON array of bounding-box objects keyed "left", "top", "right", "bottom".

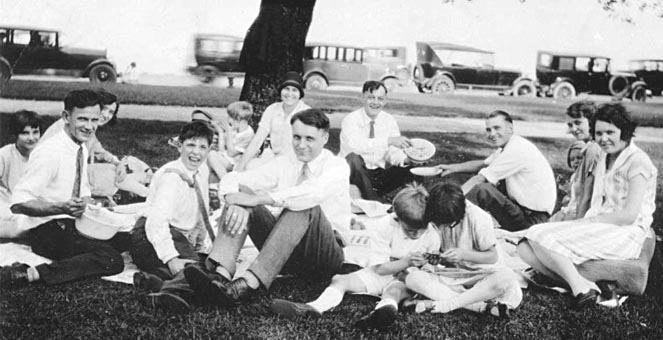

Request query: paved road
[{"left": 2, "top": 98, "right": 662, "bottom": 143}]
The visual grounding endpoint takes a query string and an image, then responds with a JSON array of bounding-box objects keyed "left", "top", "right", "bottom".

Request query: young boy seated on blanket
[
  {"left": 270, "top": 184, "right": 440, "bottom": 330},
  {"left": 130, "top": 121, "right": 216, "bottom": 311},
  {"left": 404, "top": 183, "right": 522, "bottom": 319},
  {"left": 209, "top": 101, "right": 255, "bottom": 172}
]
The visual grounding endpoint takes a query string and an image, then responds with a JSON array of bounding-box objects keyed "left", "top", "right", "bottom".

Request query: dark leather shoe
[
  {"left": 485, "top": 301, "right": 510, "bottom": 319},
  {"left": 270, "top": 299, "right": 322, "bottom": 320},
  {"left": 149, "top": 290, "right": 191, "bottom": 312},
  {"left": 0, "top": 262, "right": 30, "bottom": 287},
  {"left": 222, "top": 278, "right": 257, "bottom": 304},
  {"left": 354, "top": 304, "right": 398, "bottom": 330},
  {"left": 133, "top": 271, "right": 164, "bottom": 293},
  {"left": 184, "top": 264, "right": 231, "bottom": 306},
  {"left": 573, "top": 289, "right": 600, "bottom": 310}
]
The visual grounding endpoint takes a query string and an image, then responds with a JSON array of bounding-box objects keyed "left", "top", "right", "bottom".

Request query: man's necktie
[
  {"left": 72, "top": 146, "right": 83, "bottom": 197},
  {"left": 369, "top": 120, "right": 375, "bottom": 139},
  {"left": 192, "top": 172, "right": 215, "bottom": 241},
  {"left": 296, "top": 163, "right": 311, "bottom": 185}
]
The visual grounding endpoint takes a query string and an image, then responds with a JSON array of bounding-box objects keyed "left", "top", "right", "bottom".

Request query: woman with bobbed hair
[{"left": 518, "top": 103, "right": 657, "bottom": 309}]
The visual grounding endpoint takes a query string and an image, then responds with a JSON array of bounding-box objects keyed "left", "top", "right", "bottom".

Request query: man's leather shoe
[
  {"left": 573, "top": 289, "right": 600, "bottom": 310},
  {"left": 184, "top": 264, "right": 231, "bottom": 306},
  {"left": 354, "top": 304, "right": 398, "bottom": 330},
  {"left": 0, "top": 262, "right": 30, "bottom": 287},
  {"left": 133, "top": 271, "right": 164, "bottom": 293},
  {"left": 222, "top": 278, "right": 257, "bottom": 304},
  {"left": 270, "top": 299, "right": 322, "bottom": 320},
  {"left": 149, "top": 291, "right": 191, "bottom": 312}
]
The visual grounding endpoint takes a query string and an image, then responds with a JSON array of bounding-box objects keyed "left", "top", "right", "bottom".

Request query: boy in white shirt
[
  {"left": 130, "top": 121, "right": 216, "bottom": 311},
  {"left": 270, "top": 184, "right": 440, "bottom": 330},
  {"left": 211, "top": 101, "right": 255, "bottom": 172},
  {"left": 404, "top": 183, "right": 522, "bottom": 319}
]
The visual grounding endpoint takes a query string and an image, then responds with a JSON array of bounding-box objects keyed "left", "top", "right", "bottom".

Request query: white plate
[
  {"left": 404, "top": 138, "right": 436, "bottom": 162},
  {"left": 410, "top": 166, "right": 442, "bottom": 177}
]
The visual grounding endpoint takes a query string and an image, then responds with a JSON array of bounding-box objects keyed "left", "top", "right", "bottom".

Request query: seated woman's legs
[{"left": 527, "top": 239, "right": 598, "bottom": 296}]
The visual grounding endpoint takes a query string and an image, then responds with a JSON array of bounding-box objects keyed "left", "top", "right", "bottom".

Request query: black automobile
[
  {"left": 188, "top": 33, "right": 244, "bottom": 84},
  {"left": 628, "top": 59, "right": 663, "bottom": 96},
  {"left": 536, "top": 51, "right": 647, "bottom": 102},
  {"left": 0, "top": 26, "right": 117, "bottom": 84},
  {"left": 412, "top": 41, "right": 532, "bottom": 96}
]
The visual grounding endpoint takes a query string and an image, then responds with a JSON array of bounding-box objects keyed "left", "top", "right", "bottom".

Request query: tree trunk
[{"left": 239, "top": 0, "right": 316, "bottom": 128}]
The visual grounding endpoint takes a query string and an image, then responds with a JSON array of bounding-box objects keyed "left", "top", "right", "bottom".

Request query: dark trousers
[
  {"left": 466, "top": 182, "right": 550, "bottom": 231},
  {"left": 208, "top": 205, "right": 344, "bottom": 289},
  {"left": 28, "top": 219, "right": 130, "bottom": 285},
  {"left": 345, "top": 153, "right": 416, "bottom": 201},
  {"left": 130, "top": 217, "right": 202, "bottom": 296}
]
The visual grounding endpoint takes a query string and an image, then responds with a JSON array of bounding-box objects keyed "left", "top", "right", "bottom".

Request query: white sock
[
  {"left": 27, "top": 266, "right": 39, "bottom": 282},
  {"left": 307, "top": 287, "right": 344, "bottom": 313},
  {"left": 464, "top": 301, "right": 487, "bottom": 314},
  {"left": 375, "top": 298, "right": 398, "bottom": 310}
]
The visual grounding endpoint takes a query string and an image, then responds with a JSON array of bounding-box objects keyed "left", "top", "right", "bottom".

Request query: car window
[
  {"left": 37, "top": 32, "right": 56, "bottom": 47},
  {"left": 13, "top": 30, "right": 31, "bottom": 45},
  {"left": 538, "top": 53, "right": 552, "bottom": 67},
  {"left": 327, "top": 47, "right": 337, "bottom": 60},
  {"left": 355, "top": 49, "right": 363, "bottom": 62},
  {"left": 644, "top": 61, "right": 657, "bottom": 71},
  {"left": 346, "top": 48, "right": 355, "bottom": 61},
  {"left": 575, "top": 57, "right": 590, "bottom": 71},
  {"left": 558, "top": 57, "right": 574, "bottom": 71},
  {"left": 0, "top": 29, "right": 8, "bottom": 44},
  {"left": 658, "top": 62, "right": 663, "bottom": 71},
  {"left": 337, "top": 47, "right": 345, "bottom": 61},
  {"left": 592, "top": 58, "right": 609, "bottom": 72}
]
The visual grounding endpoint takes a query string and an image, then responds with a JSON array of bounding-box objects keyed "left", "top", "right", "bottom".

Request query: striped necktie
[{"left": 72, "top": 145, "right": 84, "bottom": 197}]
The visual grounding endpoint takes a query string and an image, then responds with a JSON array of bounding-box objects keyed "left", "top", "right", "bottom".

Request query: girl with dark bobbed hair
[{"left": 519, "top": 103, "right": 657, "bottom": 309}]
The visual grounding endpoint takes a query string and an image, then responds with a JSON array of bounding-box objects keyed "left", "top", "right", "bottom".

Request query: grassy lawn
[
  {"left": 3, "top": 79, "right": 663, "bottom": 127},
  {"left": 1, "top": 113, "right": 662, "bottom": 340}
]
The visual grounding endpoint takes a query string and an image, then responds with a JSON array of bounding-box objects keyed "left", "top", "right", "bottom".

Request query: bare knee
[{"left": 405, "top": 270, "right": 430, "bottom": 292}]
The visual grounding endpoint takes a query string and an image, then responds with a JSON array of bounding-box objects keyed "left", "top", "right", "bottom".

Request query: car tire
[
  {"left": 431, "top": 75, "right": 455, "bottom": 95},
  {"left": 552, "top": 81, "right": 575, "bottom": 99},
  {"left": 608, "top": 75, "right": 629, "bottom": 97},
  {"left": 382, "top": 77, "right": 399, "bottom": 93},
  {"left": 89, "top": 64, "right": 117, "bottom": 83},
  {"left": 195, "top": 65, "right": 219, "bottom": 84},
  {"left": 304, "top": 74, "right": 328, "bottom": 90},
  {"left": 630, "top": 86, "right": 647, "bottom": 102},
  {"left": 513, "top": 80, "right": 536, "bottom": 97}
]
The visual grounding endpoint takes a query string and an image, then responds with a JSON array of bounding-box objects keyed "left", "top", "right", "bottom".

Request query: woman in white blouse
[{"left": 234, "top": 72, "right": 310, "bottom": 172}]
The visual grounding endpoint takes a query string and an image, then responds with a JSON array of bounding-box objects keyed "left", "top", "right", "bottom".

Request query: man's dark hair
[
  {"left": 362, "top": 80, "right": 388, "bottom": 95},
  {"left": 10, "top": 110, "right": 42, "bottom": 137},
  {"left": 64, "top": 90, "right": 101, "bottom": 112},
  {"left": 591, "top": 103, "right": 637, "bottom": 143},
  {"left": 97, "top": 89, "right": 120, "bottom": 126},
  {"left": 290, "top": 108, "right": 329, "bottom": 132},
  {"left": 425, "top": 183, "right": 466, "bottom": 225},
  {"left": 566, "top": 100, "right": 596, "bottom": 120},
  {"left": 178, "top": 121, "right": 214, "bottom": 145},
  {"left": 487, "top": 110, "right": 513, "bottom": 124}
]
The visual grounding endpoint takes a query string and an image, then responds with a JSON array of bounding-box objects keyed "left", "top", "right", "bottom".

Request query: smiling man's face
[
  {"left": 63, "top": 105, "right": 101, "bottom": 144},
  {"left": 179, "top": 137, "right": 211, "bottom": 171}
]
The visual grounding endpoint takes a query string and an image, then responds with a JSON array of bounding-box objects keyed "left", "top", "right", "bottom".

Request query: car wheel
[
  {"left": 553, "top": 81, "right": 575, "bottom": 99},
  {"left": 304, "top": 74, "right": 328, "bottom": 90},
  {"left": 630, "top": 86, "right": 647, "bottom": 102},
  {"left": 431, "top": 75, "right": 455, "bottom": 95},
  {"left": 513, "top": 80, "right": 536, "bottom": 97},
  {"left": 608, "top": 75, "right": 629, "bottom": 97},
  {"left": 196, "top": 65, "right": 219, "bottom": 84},
  {"left": 382, "top": 77, "right": 399, "bottom": 93},
  {"left": 89, "top": 64, "right": 117, "bottom": 83}
]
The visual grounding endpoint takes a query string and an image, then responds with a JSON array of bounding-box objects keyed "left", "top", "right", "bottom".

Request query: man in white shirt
[
  {"left": 184, "top": 109, "right": 350, "bottom": 306},
  {"left": 130, "top": 121, "right": 215, "bottom": 311},
  {"left": 1, "top": 90, "right": 129, "bottom": 287},
  {"left": 340, "top": 80, "right": 415, "bottom": 201},
  {"left": 434, "top": 110, "right": 556, "bottom": 231}
]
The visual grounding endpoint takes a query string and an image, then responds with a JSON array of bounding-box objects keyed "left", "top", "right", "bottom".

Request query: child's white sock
[
  {"left": 307, "top": 287, "right": 344, "bottom": 313},
  {"left": 431, "top": 297, "right": 462, "bottom": 314},
  {"left": 27, "top": 266, "right": 39, "bottom": 282},
  {"left": 463, "top": 301, "right": 487, "bottom": 314},
  {"left": 375, "top": 298, "right": 398, "bottom": 310}
]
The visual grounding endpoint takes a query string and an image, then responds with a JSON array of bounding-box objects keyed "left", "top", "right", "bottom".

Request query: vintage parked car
[
  {"left": 536, "top": 51, "right": 648, "bottom": 102},
  {"left": 302, "top": 43, "right": 408, "bottom": 91},
  {"left": 188, "top": 33, "right": 244, "bottom": 84},
  {"left": 412, "top": 41, "right": 533, "bottom": 96},
  {"left": 0, "top": 26, "right": 117, "bottom": 84},
  {"left": 628, "top": 59, "right": 663, "bottom": 96}
]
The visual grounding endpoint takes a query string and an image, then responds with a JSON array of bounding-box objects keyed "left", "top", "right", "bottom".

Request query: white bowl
[
  {"left": 410, "top": 166, "right": 442, "bottom": 177},
  {"left": 76, "top": 205, "right": 129, "bottom": 240},
  {"left": 405, "top": 138, "right": 436, "bottom": 162}
]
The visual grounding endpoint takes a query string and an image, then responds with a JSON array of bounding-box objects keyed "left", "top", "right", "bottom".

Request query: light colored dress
[
  {"left": 0, "top": 144, "right": 28, "bottom": 228},
  {"left": 526, "top": 143, "right": 657, "bottom": 264},
  {"left": 258, "top": 100, "right": 310, "bottom": 157}
]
